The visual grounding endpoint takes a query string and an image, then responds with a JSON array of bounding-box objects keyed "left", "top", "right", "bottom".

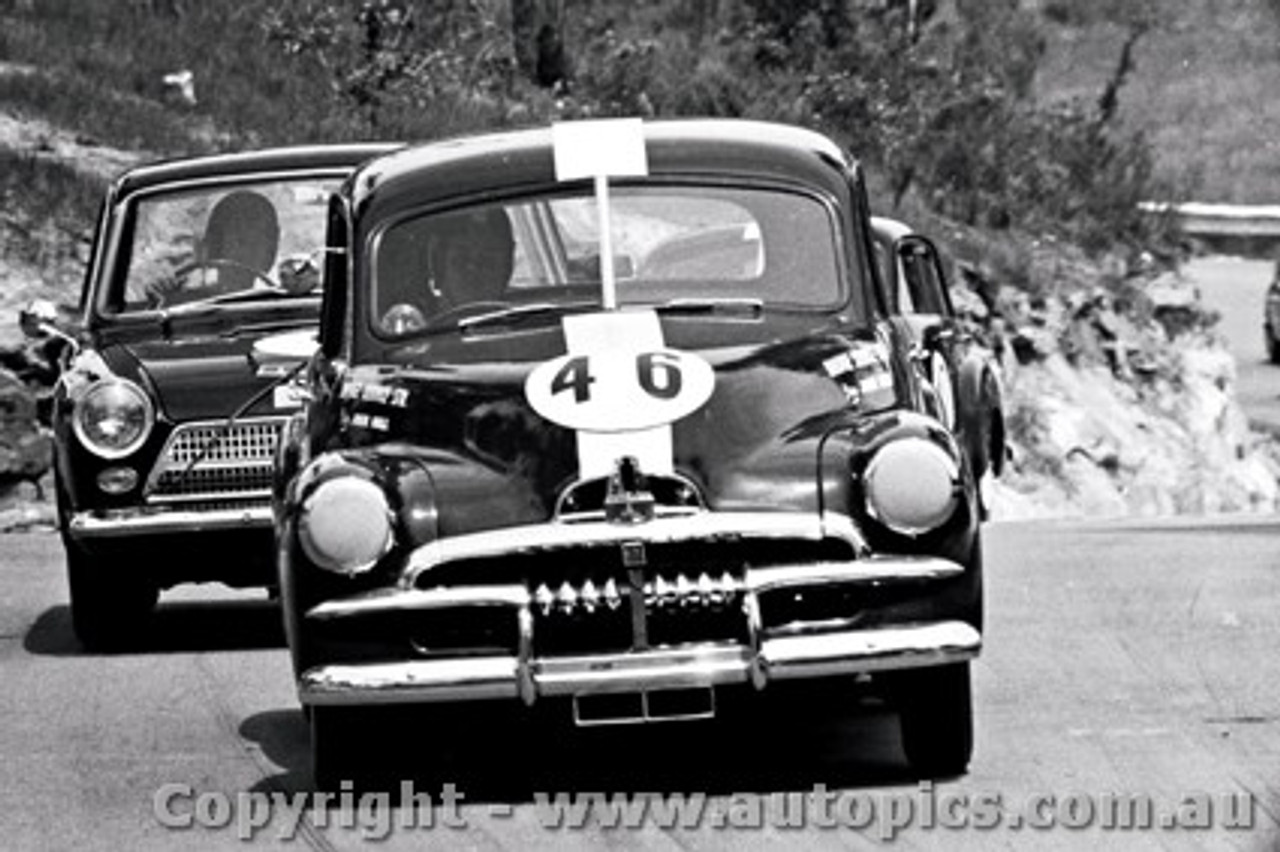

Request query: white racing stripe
[{"left": 561, "top": 310, "right": 674, "bottom": 478}]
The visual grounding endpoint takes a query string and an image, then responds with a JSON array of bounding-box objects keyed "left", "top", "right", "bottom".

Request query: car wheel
[
  {"left": 894, "top": 661, "right": 974, "bottom": 778},
  {"left": 310, "top": 705, "right": 366, "bottom": 790},
  {"left": 310, "top": 706, "right": 403, "bottom": 791},
  {"left": 65, "top": 540, "right": 158, "bottom": 651},
  {"left": 1267, "top": 327, "right": 1280, "bottom": 365}
]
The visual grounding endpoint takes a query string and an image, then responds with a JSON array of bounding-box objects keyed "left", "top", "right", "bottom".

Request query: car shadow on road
[
  {"left": 23, "top": 599, "right": 285, "bottom": 656},
  {"left": 240, "top": 681, "right": 927, "bottom": 804}
]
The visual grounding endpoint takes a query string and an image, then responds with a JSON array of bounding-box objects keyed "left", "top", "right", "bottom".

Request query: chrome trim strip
[
  {"left": 516, "top": 604, "right": 536, "bottom": 707},
  {"left": 534, "top": 646, "right": 752, "bottom": 695},
  {"left": 297, "top": 622, "right": 981, "bottom": 706},
  {"left": 746, "top": 556, "right": 964, "bottom": 592},
  {"left": 68, "top": 505, "right": 272, "bottom": 537},
  {"left": 308, "top": 584, "right": 530, "bottom": 620},
  {"left": 760, "top": 622, "right": 981, "bottom": 679},
  {"left": 308, "top": 554, "right": 962, "bottom": 623},
  {"left": 148, "top": 485, "right": 273, "bottom": 505},
  {"left": 404, "top": 510, "right": 866, "bottom": 585},
  {"left": 302, "top": 658, "right": 521, "bottom": 705}
]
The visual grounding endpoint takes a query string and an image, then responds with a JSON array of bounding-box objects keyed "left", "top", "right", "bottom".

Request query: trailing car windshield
[
  {"left": 113, "top": 177, "right": 340, "bottom": 313},
  {"left": 371, "top": 184, "right": 846, "bottom": 337}
]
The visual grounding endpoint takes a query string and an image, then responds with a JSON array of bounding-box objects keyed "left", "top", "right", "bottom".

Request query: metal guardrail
[{"left": 1140, "top": 202, "right": 1280, "bottom": 238}]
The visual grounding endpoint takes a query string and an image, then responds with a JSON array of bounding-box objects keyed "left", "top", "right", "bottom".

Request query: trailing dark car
[
  {"left": 20, "top": 143, "right": 399, "bottom": 649},
  {"left": 870, "top": 216, "right": 1005, "bottom": 513},
  {"left": 270, "top": 120, "right": 985, "bottom": 784}
]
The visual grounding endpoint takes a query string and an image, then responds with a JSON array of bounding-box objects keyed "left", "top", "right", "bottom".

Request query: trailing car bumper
[{"left": 68, "top": 504, "right": 273, "bottom": 538}]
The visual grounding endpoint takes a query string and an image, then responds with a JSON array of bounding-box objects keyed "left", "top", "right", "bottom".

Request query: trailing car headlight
[
  {"left": 863, "top": 438, "right": 960, "bottom": 536},
  {"left": 298, "top": 476, "right": 393, "bottom": 575},
  {"left": 72, "top": 379, "right": 154, "bottom": 459}
]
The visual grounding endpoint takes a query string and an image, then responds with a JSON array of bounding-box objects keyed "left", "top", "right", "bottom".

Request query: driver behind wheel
[
  {"left": 146, "top": 189, "right": 281, "bottom": 305},
  {"left": 378, "top": 206, "right": 515, "bottom": 334},
  {"left": 426, "top": 207, "right": 515, "bottom": 308}
]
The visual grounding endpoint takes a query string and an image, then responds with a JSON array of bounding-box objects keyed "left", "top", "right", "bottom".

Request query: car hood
[
  {"left": 101, "top": 326, "right": 310, "bottom": 423},
  {"left": 336, "top": 319, "right": 899, "bottom": 534}
]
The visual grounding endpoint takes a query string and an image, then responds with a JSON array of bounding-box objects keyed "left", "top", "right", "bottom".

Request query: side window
[{"left": 898, "top": 237, "right": 949, "bottom": 316}]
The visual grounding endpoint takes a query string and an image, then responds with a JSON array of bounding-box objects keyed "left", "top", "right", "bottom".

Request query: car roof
[
  {"left": 348, "top": 119, "right": 860, "bottom": 215},
  {"left": 112, "top": 142, "right": 404, "bottom": 196}
]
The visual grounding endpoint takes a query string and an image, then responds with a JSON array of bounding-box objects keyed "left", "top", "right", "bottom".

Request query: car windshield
[
  {"left": 370, "top": 184, "right": 846, "bottom": 337},
  {"left": 113, "top": 177, "right": 340, "bottom": 313}
]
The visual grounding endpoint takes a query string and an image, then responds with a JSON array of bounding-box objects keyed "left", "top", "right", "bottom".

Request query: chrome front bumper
[
  {"left": 299, "top": 621, "right": 981, "bottom": 707},
  {"left": 68, "top": 505, "right": 273, "bottom": 538},
  {"left": 297, "top": 547, "right": 980, "bottom": 708}
]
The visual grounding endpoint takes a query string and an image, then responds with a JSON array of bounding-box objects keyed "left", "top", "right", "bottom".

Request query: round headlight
[
  {"left": 863, "top": 438, "right": 960, "bottom": 536},
  {"left": 298, "top": 476, "right": 393, "bottom": 575},
  {"left": 72, "top": 379, "right": 154, "bottom": 459}
]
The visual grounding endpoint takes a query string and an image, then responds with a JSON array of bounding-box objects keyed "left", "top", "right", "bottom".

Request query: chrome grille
[
  {"left": 407, "top": 512, "right": 865, "bottom": 657},
  {"left": 147, "top": 417, "right": 286, "bottom": 504},
  {"left": 530, "top": 570, "right": 748, "bottom": 655},
  {"left": 163, "top": 420, "right": 283, "bottom": 465}
]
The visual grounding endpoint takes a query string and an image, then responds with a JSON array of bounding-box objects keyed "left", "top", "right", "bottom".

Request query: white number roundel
[{"left": 525, "top": 348, "right": 715, "bottom": 433}]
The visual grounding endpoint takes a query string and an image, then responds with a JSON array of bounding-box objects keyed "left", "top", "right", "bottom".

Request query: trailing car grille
[{"left": 147, "top": 418, "right": 286, "bottom": 504}]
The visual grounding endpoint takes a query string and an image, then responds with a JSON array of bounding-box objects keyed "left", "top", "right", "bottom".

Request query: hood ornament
[{"left": 604, "top": 455, "right": 655, "bottom": 524}]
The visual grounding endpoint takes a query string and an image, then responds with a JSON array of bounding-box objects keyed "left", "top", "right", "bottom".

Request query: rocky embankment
[
  {"left": 958, "top": 243, "right": 1279, "bottom": 520},
  {"left": 0, "top": 342, "right": 56, "bottom": 531}
]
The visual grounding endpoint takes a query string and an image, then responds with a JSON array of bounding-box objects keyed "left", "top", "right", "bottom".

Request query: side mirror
[
  {"left": 278, "top": 252, "right": 321, "bottom": 296},
  {"left": 19, "top": 299, "right": 60, "bottom": 339},
  {"left": 19, "top": 299, "right": 80, "bottom": 354}
]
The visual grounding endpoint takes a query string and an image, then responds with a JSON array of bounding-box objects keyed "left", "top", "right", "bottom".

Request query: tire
[
  {"left": 65, "top": 540, "right": 158, "bottom": 651},
  {"left": 894, "top": 661, "right": 974, "bottom": 778},
  {"left": 1267, "top": 326, "right": 1280, "bottom": 365},
  {"left": 309, "top": 706, "right": 352, "bottom": 791},
  {"left": 310, "top": 706, "right": 399, "bottom": 791}
]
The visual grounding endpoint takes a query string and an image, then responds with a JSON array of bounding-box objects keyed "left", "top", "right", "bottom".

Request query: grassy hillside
[
  {"left": 2, "top": 1, "right": 1276, "bottom": 204},
  {"left": 1, "top": 0, "right": 1276, "bottom": 295},
  {"left": 1033, "top": 0, "right": 1280, "bottom": 203}
]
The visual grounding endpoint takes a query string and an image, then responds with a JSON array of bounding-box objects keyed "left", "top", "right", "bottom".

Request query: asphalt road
[
  {"left": 1, "top": 518, "right": 1278, "bottom": 851},
  {"left": 1188, "top": 254, "right": 1280, "bottom": 433}
]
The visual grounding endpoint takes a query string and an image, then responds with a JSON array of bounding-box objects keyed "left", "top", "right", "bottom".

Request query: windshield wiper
[
  {"left": 156, "top": 288, "right": 315, "bottom": 339},
  {"left": 449, "top": 300, "right": 601, "bottom": 334},
  {"left": 169, "top": 285, "right": 307, "bottom": 311},
  {"left": 417, "top": 297, "right": 763, "bottom": 337},
  {"left": 653, "top": 297, "right": 764, "bottom": 317}
]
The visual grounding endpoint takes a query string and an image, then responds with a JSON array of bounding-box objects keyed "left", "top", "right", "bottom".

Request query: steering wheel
[
  {"left": 181, "top": 257, "right": 279, "bottom": 290},
  {"left": 147, "top": 258, "right": 280, "bottom": 308}
]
